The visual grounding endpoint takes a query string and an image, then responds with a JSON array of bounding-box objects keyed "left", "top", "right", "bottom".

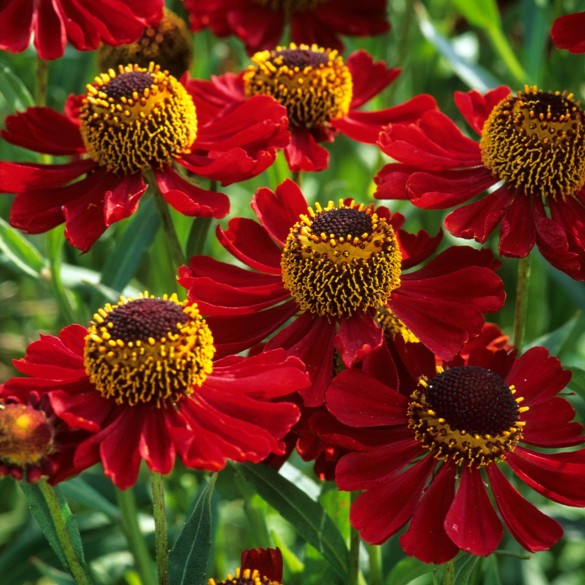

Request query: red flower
[
  {"left": 0, "top": 63, "right": 289, "bottom": 251},
  {"left": 184, "top": 0, "right": 389, "bottom": 55},
  {"left": 327, "top": 344, "right": 585, "bottom": 563},
  {"left": 375, "top": 85, "right": 585, "bottom": 280},
  {"left": 551, "top": 11, "right": 585, "bottom": 53},
  {"left": 185, "top": 45, "right": 436, "bottom": 172},
  {"left": 0, "top": 0, "right": 163, "bottom": 60},
  {"left": 178, "top": 179, "right": 505, "bottom": 406},
  {"left": 210, "top": 547, "right": 284, "bottom": 585},
  {"left": 0, "top": 384, "right": 89, "bottom": 484},
  {"left": 7, "top": 293, "right": 308, "bottom": 489}
]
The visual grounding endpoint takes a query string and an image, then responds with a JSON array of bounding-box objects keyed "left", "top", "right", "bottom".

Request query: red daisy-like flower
[
  {"left": 327, "top": 344, "right": 585, "bottom": 563},
  {"left": 0, "top": 63, "right": 289, "bottom": 252},
  {"left": 375, "top": 85, "right": 585, "bottom": 280},
  {"left": 210, "top": 547, "right": 284, "bottom": 585},
  {"left": 0, "top": 384, "right": 89, "bottom": 484},
  {"left": 178, "top": 179, "right": 505, "bottom": 406},
  {"left": 184, "top": 0, "right": 389, "bottom": 55},
  {"left": 551, "top": 11, "right": 585, "bottom": 53},
  {"left": 6, "top": 293, "right": 308, "bottom": 489},
  {"left": 0, "top": 0, "right": 163, "bottom": 60},
  {"left": 185, "top": 44, "right": 436, "bottom": 172}
]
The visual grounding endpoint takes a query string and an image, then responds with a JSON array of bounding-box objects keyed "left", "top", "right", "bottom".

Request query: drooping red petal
[
  {"left": 487, "top": 464, "right": 563, "bottom": 552},
  {"left": 0, "top": 159, "right": 94, "bottom": 192},
  {"left": 498, "top": 192, "right": 536, "bottom": 258},
  {"left": 49, "top": 389, "right": 109, "bottom": 433},
  {"left": 444, "top": 467, "right": 503, "bottom": 556},
  {"left": 453, "top": 86, "right": 511, "bottom": 135},
  {"left": 521, "top": 398, "right": 584, "bottom": 447},
  {"left": 285, "top": 128, "right": 330, "bottom": 172},
  {"left": 0, "top": 0, "right": 34, "bottom": 53},
  {"left": 400, "top": 464, "right": 460, "bottom": 564},
  {"left": 374, "top": 163, "right": 417, "bottom": 201},
  {"left": 139, "top": 408, "right": 177, "bottom": 475},
  {"left": 34, "top": 0, "right": 66, "bottom": 60},
  {"left": 241, "top": 548, "right": 283, "bottom": 583},
  {"left": 334, "top": 312, "right": 384, "bottom": 368},
  {"left": 551, "top": 11, "right": 585, "bottom": 53},
  {"left": 396, "top": 226, "right": 443, "bottom": 270}
]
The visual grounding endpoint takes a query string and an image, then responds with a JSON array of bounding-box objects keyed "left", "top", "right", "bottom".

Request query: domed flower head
[
  {"left": 375, "top": 85, "right": 585, "bottom": 280},
  {"left": 98, "top": 8, "right": 193, "bottom": 79},
  {"left": 0, "top": 0, "right": 163, "bottom": 60},
  {"left": 0, "top": 63, "right": 289, "bottom": 251},
  {"left": 9, "top": 293, "right": 308, "bottom": 489},
  {"left": 209, "top": 547, "right": 283, "bottom": 585},
  {"left": 327, "top": 343, "right": 585, "bottom": 563},
  {"left": 184, "top": 0, "right": 389, "bottom": 55},
  {"left": 178, "top": 179, "right": 505, "bottom": 406},
  {"left": 551, "top": 11, "right": 585, "bottom": 53},
  {"left": 0, "top": 384, "right": 89, "bottom": 484},
  {"left": 185, "top": 45, "right": 436, "bottom": 171}
]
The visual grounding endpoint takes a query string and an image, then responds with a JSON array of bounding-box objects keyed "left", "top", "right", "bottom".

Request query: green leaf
[
  {"left": 20, "top": 481, "right": 87, "bottom": 575},
  {"left": 59, "top": 478, "right": 119, "bottom": 520},
  {"left": 168, "top": 473, "right": 216, "bottom": 585},
  {"left": 0, "top": 218, "right": 45, "bottom": 278},
  {"left": 235, "top": 462, "right": 349, "bottom": 581},
  {"left": 453, "top": 553, "right": 482, "bottom": 584},
  {"left": 385, "top": 556, "right": 435, "bottom": 585},
  {"left": 568, "top": 366, "right": 585, "bottom": 400},
  {"left": 0, "top": 61, "right": 34, "bottom": 118},
  {"left": 451, "top": 0, "right": 501, "bottom": 29}
]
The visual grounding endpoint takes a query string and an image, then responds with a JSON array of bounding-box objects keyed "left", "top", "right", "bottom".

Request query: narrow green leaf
[
  {"left": 0, "top": 218, "right": 45, "bottom": 278},
  {"left": 453, "top": 553, "right": 482, "bottom": 584},
  {"left": 235, "top": 462, "right": 349, "bottom": 581},
  {"left": 528, "top": 313, "right": 583, "bottom": 356},
  {"left": 20, "top": 482, "right": 87, "bottom": 574},
  {"left": 168, "top": 473, "right": 216, "bottom": 585},
  {"left": 59, "top": 477, "right": 119, "bottom": 520},
  {"left": 0, "top": 61, "right": 34, "bottom": 117},
  {"left": 568, "top": 366, "right": 585, "bottom": 400},
  {"left": 385, "top": 556, "right": 435, "bottom": 585},
  {"left": 451, "top": 0, "right": 500, "bottom": 30}
]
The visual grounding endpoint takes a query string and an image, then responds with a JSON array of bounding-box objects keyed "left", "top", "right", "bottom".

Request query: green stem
[
  {"left": 486, "top": 24, "right": 528, "bottom": 86},
  {"left": 150, "top": 472, "right": 169, "bottom": 585},
  {"left": 367, "top": 544, "right": 383, "bottom": 585},
  {"left": 153, "top": 192, "right": 187, "bottom": 269},
  {"left": 35, "top": 57, "right": 49, "bottom": 107},
  {"left": 291, "top": 170, "right": 302, "bottom": 187},
  {"left": 36, "top": 480, "right": 94, "bottom": 585},
  {"left": 117, "top": 487, "right": 157, "bottom": 585},
  {"left": 348, "top": 492, "right": 360, "bottom": 585},
  {"left": 512, "top": 254, "right": 532, "bottom": 351},
  {"left": 442, "top": 559, "right": 455, "bottom": 585}
]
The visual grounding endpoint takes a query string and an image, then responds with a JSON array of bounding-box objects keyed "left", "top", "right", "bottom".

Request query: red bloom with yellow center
[
  {"left": 185, "top": 44, "right": 436, "bottom": 172},
  {"left": 375, "top": 85, "right": 585, "bottom": 280},
  {"left": 0, "top": 0, "right": 163, "bottom": 60},
  {"left": 7, "top": 293, "right": 308, "bottom": 489},
  {"left": 551, "top": 11, "right": 585, "bottom": 53},
  {"left": 326, "top": 344, "right": 585, "bottom": 563},
  {"left": 178, "top": 179, "right": 505, "bottom": 406},
  {"left": 0, "top": 384, "right": 89, "bottom": 484},
  {"left": 0, "top": 63, "right": 289, "bottom": 251},
  {"left": 210, "top": 547, "right": 284, "bottom": 585},
  {"left": 184, "top": 0, "right": 389, "bottom": 55}
]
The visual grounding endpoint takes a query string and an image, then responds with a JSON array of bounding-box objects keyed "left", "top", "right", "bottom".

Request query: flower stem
[
  {"left": 348, "top": 492, "right": 360, "bottom": 585},
  {"left": 442, "top": 559, "right": 455, "bottom": 585},
  {"left": 512, "top": 254, "right": 532, "bottom": 351},
  {"left": 291, "top": 170, "right": 302, "bottom": 187},
  {"left": 367, "top": 544, "right": 383, "bottom": 585},
  {"left": 150, "top": 472, "right": 169, "bottom": 585},
  {"left": 36, "top": 480, "right": 94, "bottom": 585},
  {"left": 154, "top": 193, "right": 187, "bottom": 269},
  {"left": 35, "top": 57, "right": 49, "bottom": 107},
  {"left": 117, "top": 487, "right": 157, "bottom": 585}
]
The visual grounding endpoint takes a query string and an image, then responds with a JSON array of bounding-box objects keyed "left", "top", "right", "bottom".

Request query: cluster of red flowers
[{"left": 1, "top": 0, "right": 585, "bottom": 572}]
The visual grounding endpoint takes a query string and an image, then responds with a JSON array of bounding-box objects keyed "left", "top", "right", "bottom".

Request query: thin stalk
[
  {"left": 348, "top": 492, "right": 360, "bottom": 585},
  {"left": 291, "top": 170, "right": 302, "bottom": 187},
  {"left": 35, "top": 57, "right": 49, "bottom": 107},
  {"left": 36, "top": 480, "right": 94, "bottom": 585},
  {"left": 512, "top": 254, "right": 532, "bottom": 351},
  {"left": 442, "top": 559, "right": 455, "bottom": 585},
  {"left": 153, "top": 192, "right": 187, "bottom": 269},
  {"left": 150, "top": 472, "right": 169, "bottom": 585},
  {"left": 117, "top": 487, "right": 157, "bottom": 585},
  {"left": 367, "top": 543, "right": 383, "bottom": 585}
]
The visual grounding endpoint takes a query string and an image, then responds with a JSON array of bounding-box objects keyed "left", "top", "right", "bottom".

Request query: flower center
[
  {"left": 209, "top": 568, "right": 282, "bottom": 585},
  {"left": 84, "top": 293, "right": 215, "bottom": 408},
  {"left": 97, "top": 9, "right": 193, "bottom": 80},
  {"left": 243, "top": 43, "right": 353, "bottom": 129},
  {"left": 0, "top": 404, "right": 54, "bottom": 466},
  {"left": 281, "top": 201, "right": 402, "bottom": 318},
  {"left": 408, "top": 366, "right": 528, "bottom": 467},
  {"left": 480, "top": 85, "right": 585, "bottom": 199},
  {"left": 80, "top": 63, "right": 197, "bottom": 175},
  {"left": 251, "top": 0, "right": 327, "bottom": 11}
]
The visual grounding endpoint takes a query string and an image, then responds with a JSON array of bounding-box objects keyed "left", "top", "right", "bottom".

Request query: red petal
[
  {"left": 139, "top": 408, "right": 176, "bottom": 474},
  {"left": 551, "top": 12, "right": 585, "bottom": 53},
  {"left": 0, "top": 0, "right": 34, "bottom": 53},
  {"left": 0, "top": 159, "right": 94, "bottom": 192},
  {"left": 34, "top": 0, "right": 66, "bottom": 60},
  {"left": 400, "top": 464, "right": 460, "bottom": 564},
  {"left": 498, "top": 193, "right": 536, "bottom": 257},
  {"left": 487, "top": 464, "right": 563, "bottom": 552},
  {"left": 284, "top": 128, "right": 330, "bottom": 172},
  {"left": 453, "top": 86, "right": 511, "bottom": 135},
  {"left": 444, "top": 467, "right": 503, "bottom": 556},
  {"left": 335, "top": 312, "right": 383, "bottom": 367}
]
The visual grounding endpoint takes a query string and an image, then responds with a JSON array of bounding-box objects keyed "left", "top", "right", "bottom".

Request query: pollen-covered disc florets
[
  {"left": 480, "top": 85, "right": 585, "bottom": 199},
  {"left": 209, "top": 567, "right": 282, "bottom": 585},
  {"left": 281, "top": 201, "right": 402, "bottom": 318},
  {"left": 0, "top": 404, "right": 54, "bottom": 467},
  {"left": 376, "top": 306, "right": 420, "bottom": 343},
  {"left": 243, "top": 43, "right": 352, "bottom": 128},
  {"left": 408, "top": 366, "right": 529, "bottom": 467},
  {"left": 84, "top": 293, "right": 215, "bottom": 408},
  {"left": 80, "top": 63, "right": 197, "bottom": 175}
]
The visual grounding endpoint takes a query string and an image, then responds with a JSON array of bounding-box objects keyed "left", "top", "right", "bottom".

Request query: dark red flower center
[
  {"left": 243, "top": 43, "right": 353, "bottom": 128},
  {"left": 480, "top": 85, "right": 585, "bottom": 199},
  {"left": 80, "top": 63, "right": 197, "bottom": 175},
  {"left": 281, "top": 202, "right": 402, "bottom": 318},
  {"left": 84, "top": 294, "right": 215, "bottom": 408},
  {"left": 408, "top": 365, "right": 528, "bottom": 467}
]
